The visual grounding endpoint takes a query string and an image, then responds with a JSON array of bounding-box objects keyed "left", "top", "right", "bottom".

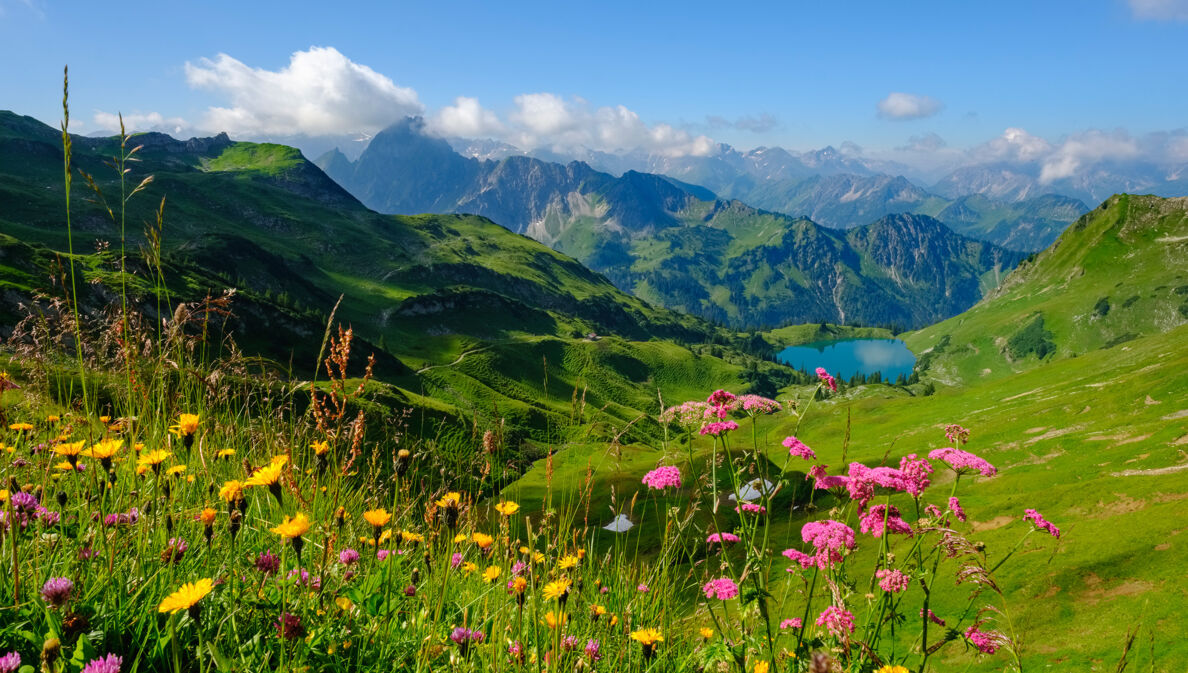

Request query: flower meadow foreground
[{"left": 0, "top": 363, "right": 1061, "bottom": 672}]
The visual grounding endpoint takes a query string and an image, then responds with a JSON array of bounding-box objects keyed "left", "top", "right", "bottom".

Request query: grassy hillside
[{"left": 905, "top": 194, "right": 1188, "bottom": 386}]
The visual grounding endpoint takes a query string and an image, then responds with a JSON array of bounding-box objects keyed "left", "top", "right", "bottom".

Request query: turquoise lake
[{"left": 776, "top": 338, "right": 917, "bottom": 381}]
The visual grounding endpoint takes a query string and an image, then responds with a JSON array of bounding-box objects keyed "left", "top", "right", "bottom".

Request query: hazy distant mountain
[{"left": 319, "top": 118, "right": 1024, "bottom": 329}]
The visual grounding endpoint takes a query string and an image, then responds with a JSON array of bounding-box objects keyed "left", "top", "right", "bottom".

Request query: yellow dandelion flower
[
  {"left": 753, "top": 662, "right": 770, "bottom": 673},
  {"left": 335, "top": 596, "right": 353, "bottom": 612},
  {"left": 136, "top": 465, "right": 149, "bottom": 476},
  {"left": 482, "top": 566, "right": 502, "bottom": 583},
  {"left": 46, "top": 415, "right": 60, "bottom": 423},
  {"left": 472, "top": 532, "right": 494, "bottom": 549},
  {"left": 542, "top": 577, "right": 572, "bottom": 601},
  {"left": 7, "top": 423, "right": 34, "bottom": 431},
  {"left": 509, "top": 576, "right": 527, "bottom": 594},
  {"left": 138, "top": 450, "right": 171, "bottom": 468},
  {"left": 216, "top": 449, "right": 236, "bottom": 460},
  {"left": 219, "top": 480, "right": 244, "bottom": 503},
  {"left": 83, "top": 439, "right": 122, "bottom": 459},
  {"left": 434, "top": 491, "right": 462, "bottom": 508},
  {"left": 271, "top": 513, "right": 311, "bottom": 539},
  {"left": 494, "top": 501, "right": 519, "bottom": 516},
  {"left": 518, "top": 545, "right": 530, "bottom": 554},
  {"left": 158, "top": 578, "right": 214, "bottom": 613},
  {"left": 533, "top": 552, "right": 545, "bottom": 564},
  {"left": 699, "top": 627, "right": 714, "bottom": 639},
  {"left": 54, "top": 440, "right": 86, "bottom": 458},
  {"left": 269, "top": 454, "right": 289, "bottom": 468},
  {"left": 244, "top": 462, "right": 283, "bottom": 487},
  {"left": 0, "top": 489, "right": 8, "bottom": 503},
  {"left": 543, "top": 611, "right": 568, "bottom": 629},
  {"left": 310, "top": 440, "right": 330, "bottom": 455},
  {"left": 199, "top": 508, "right": 218, "bottom": 526},
  {"left": 54, "top": 461, "right": 80, "bottom": 472},
  {"left": 630, "top": 628, "right": 663, "bottom": 646},
  {"left": 98, "top": 416, "right": 111, "bottom": 424},
  {"left": 363, "top": 508, "right": 392, "bottom": 528},
  {"left": 453, "top": 533, "right": 469, "bottom": 543},
  {"left": 400, "top": 531, "right": 424, "bottom": 543},
  {"left": 875, "top": 667, "right": 909, "bottom": 673},
  {"left": 591, "top": 604, "right": 607, "bottom": 617},
  {"left": 166, "top": 465, "right": 187, "bottom": 477},
  {"left": 557, "top": 554, "right": 579, "bottom": 570},
  {"left": 169, "top": 413, "right": 201, "bottom": 438},
  {"left": 610, "top": 614, "right": 619, "bottom": 626},
  {"left": 461, "top": 562, "right": 477, "bottom": 574}
]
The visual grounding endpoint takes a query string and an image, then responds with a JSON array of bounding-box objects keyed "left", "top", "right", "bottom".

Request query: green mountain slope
[
  {"left": 0, "top": 110, "right": 792, "bottom": 450},
  {"left": 320, "top": 119, "right": 1024, "bottom": 330},
  {"left": 905, "top": 194, "right": 1188, "bottom": 385}
]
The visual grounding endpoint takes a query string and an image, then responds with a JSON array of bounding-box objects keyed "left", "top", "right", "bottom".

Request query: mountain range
[{"left": 318, "top": 118, "right": 1025, "bottom": 329}]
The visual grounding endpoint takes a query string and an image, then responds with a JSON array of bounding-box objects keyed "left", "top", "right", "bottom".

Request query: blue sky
[{"left": 1, "top": 0, "right": 1186, "bottom": 160}]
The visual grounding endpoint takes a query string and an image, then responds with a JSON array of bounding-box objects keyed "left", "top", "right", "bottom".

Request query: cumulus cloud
[
  {"left": 92, "top": 111, "right": 190, "bottom": 136},
  {"left": 435, "top": 92, "right": 715, "bottom": 157},
  {"left": 1038, "top": 129, "right": 1141, "bottom": 182},
  {"left": 1128, "top": 0, "right": 1188, "bottom": 20},
  {"left": 430, "top": 97, "right": 505, "bottom": 138},
  {"left": 877, "top": 92, "right": 943, "bottom": 120},
  {"left": 184, "top": 46, "right": 424, "bottom": 136}
]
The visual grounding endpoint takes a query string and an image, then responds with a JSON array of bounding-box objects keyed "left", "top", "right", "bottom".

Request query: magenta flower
[
  {"left": 735, "top": 503, "right": 766, "bottom": 514},
  {"left": 377, "top": 549, "right": 392, "bottom": 561},
  {"left": 80, "top": 654, "right": 122, "bottom": 673},
  {"left": 338, "top": 548, "right": 360, "bottom": 565},
  {"left": 276, "top": 613, "right": 305, "bottom": 640},
  {"left": 584, "top": 639, "right": 602, "bottom": 662},
  {"left": 702, "top": 577, "right": 739, "bottom": 600},
  {"left": 782, "top": 436, "right": 816, "bottom": 460},
  {"left": 659, "top": 401, "right": 711, "bottom": 427},
  {"left": 944, "top": 424, "right": 971, "bottom": 445},
  {"left": 898, "top": 453, "right": 933, "bottom": 496},
  {"left": 641, "top": 465, "right": 682, "bottom": 490},
  {"left": 928, "top": 447, "right": 996, "bottom": 477},
  {"left": 921, "top": 608, "right": 946, "bottom": 626},
  {"left": 779, "top": 618, "right": 803, "bottom": 629},
  {"left": 451, "top": 552, "right": 464, "bottom": 569},
  {"left": 1023, "top": 508, "right": 1060, "bottom": 538},
  {"left": 782, "top": 548, "right": 815, "bottom": 570},
  {"left": 800, "top": 520, "right": 856, "bottom": 568},
  {"left": 815, "top": 605, "right": 855, "bottom": 636},
  {"left": 40, "top": 577, "right": 73, "bottom": 608},
  {"left": 846, "top": 462, "right": 913, "bottom": 509},
  {"left": 964, "top": 625, "right": 1002, "bottom": 654},
  {"left": 948, "top": 496, "right": 968, "bottom": 522},
  {"left": 451, "top": 627, "right": 485, "bottom": 656},
  {"left": 815, "top": 367, "right": 838, "bottom": 392},
  {"left": 706, "top": 532, "right": 740, "bottom": 544},
  {"left": 924, "top": 503, "right": 943, "bottom": 518},
  {"left": 637, "top": 583, "right": 649, "bottom": 593},
  {"left": 0, "top": 651, "right": 20, "bottom": 673},
  {"left": 254, "top": 551, "right": 280, "bottom": 575},
  {"left": 738, "top": 394, "right": 781, "bottom": 415},
  {"left": 699, "top": 420, "right": 739, "bottom": 436},
  {"left": 875, "top": 568, "right": 910, "bottom": 593},
  {"left": 859, "top": 504, "right": 914, "bottom": 538},
  {"left": 706, "top": 389, "right": 738, "bottom": 407},
  {"left": 806, "top": 464, "right": 849, "bottom": 490}
]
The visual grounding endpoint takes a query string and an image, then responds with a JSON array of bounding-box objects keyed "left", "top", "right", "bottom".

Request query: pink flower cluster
[
  {"left": 738, "top": 394, "right": 781, "bottom": 415},
  {"left": 964, "top": 625, "right": 1002, "bottom": 655},
  {"left": 795, "top": 519, "right": 856, "bottom": 569},
  {"left": 945, "top": 424, "right": 971, "bottom": 445},
  {"left": 779, "top": 618, "right": 803, "bottom": 629},
  {"left": 782, "top": 436, "right": 816, "bottom": 460},
  {"left": 699, "top": 420, "right": 739, "bottom": 436},
  {"left": 815, "top": 367, "right": 838, "bottom": 392},
  {"left": 816, "top": 605, "right": 854, "bottom": 636},
  {"left": 735, "top": 503, "right": 766, "bottom": 514},
  {"left": 859, "top": 504, "right": 914, "bottom": 538},
  {"left": 706, "top": 532, "right": 740, "bottom": 544},
  {"left": 948, "top": 496, "right": 967, "bottom": 522},
  {"left": 807, "top": 464, "right": 849, "bottom": 490},
  {"left": 658, "top": 400, "right": 711, "bottom": 428},
  {"left": 928, "top": 447, "right": 997, "bottom": 477},
  {"left": 704, "top": 389, "right": 738, "bottom": 420},
  {"left": 921, "top": 608, "right": 946, "bottom": 626},
  {"left": 702, "top": 577, "right": 739, "bottom": 600},
  {"left": 898, "top": 453, "right": 933, "bottom": 496},
  {"left": 641, "top": 466, "right": 682, "bottom": 491},
  {"left": 1023, "top": 508, "right": 1060, "bottom": 538},
  {"left": 875, "top": 568, "right": 910, "bottom": 593},
  {"left": 846, "top": 462, "right": 914, "bottom": 509}
]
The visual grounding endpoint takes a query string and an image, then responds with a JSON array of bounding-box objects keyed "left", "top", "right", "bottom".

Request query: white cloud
[
  {"left": 429, "top": 97, "right": 505, "bottom": 138},
  {"left": 92, "top": 111, "right": 190, "bottom": 137},
  {"left": 1039, "top": 129, "right": 1140, "bottom": 182},
  {"left": 973, "top": 127, "right": 1053, "bottom": 163},
  {"left": 1128, "top": 0, "right": 1188, "bottom": 20},
  {"left": 877, "top": 92, "right": 943, "bottom": 120},
  {"left": 184, "top": 46, "right": 423, "bottom": 136}
]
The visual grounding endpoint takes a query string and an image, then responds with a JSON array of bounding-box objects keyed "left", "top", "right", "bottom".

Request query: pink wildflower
[
  {"left": 815, "top": 605, "right": 855, "bottom": 636},
  {"left": 779, "top": 618, "right": 803, "bottom": 629},
  {"left": 637, "top": 583, "right": 649, "bottom": 593},
  {"left": 702, "top": 577, "right": 740, "bottom": 600},
  {"left": 924, "top": 504, "right": 943, "bottom": 518},
  {"left": 921, "top": 608, "right": 946, "bottom": 626},
  {"left": 699, "top": 420, "right": 739, "bottom": 436},
  {"left": 928, "top": 447, "right": 996, "bottom": 477},
  {"left": 898, "top": 454, "right": 933, "bottom": 496},
  {"left": 1023, "top": 508, "right": 1060, "bottom": 538},
  {"left": 800, "top": 520, "right": 856, "bottom": 568},
  {"left": 735, "top": 503, "right": 766, "bottom": 514},
  {"left": 706, "top": 532, "right": 740, "bottom": 544},
  {"left": 782, "top": 436, "right": 816, "bottom": 460},
  {"left": 782, "top": 548, "right": 815, "bottom": 570},
  {"left": 948, "top": 497, "right": 967, "bottom": 522},
  {"left": 659, "top": 401, "right": 711, "bottom": 428},
  {"left": 815, "top": 367, "right": 837, "bottom": 392},
  {"left": 859, "top": 504, "right": 914, "bottom": 538},
  {"left": 964, "top": 625, "right": 1002, "bottom": 654},
  {"left": 807, "top": 464, "right": 849, "bottom": 490},
  {"left": 706, "top": 389, "right": 738, "bottom": 407},
  {"left": 944, "top": 424, "right": 971, "bottom": 445},
  {"left": 875, "top": 568, "right": 910, "bottom": 593},
  {"left": 641, "top": 465, "right": 682, "bottom": 490},
  {"left": 451, "top": 552, "right": 464, "bottom": 569},
  {"left": 738, "top": 394, "right": 781, "bottom": 415},
  {"left": 846, "top": 462, "right": 913, "bottom": 509}
]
